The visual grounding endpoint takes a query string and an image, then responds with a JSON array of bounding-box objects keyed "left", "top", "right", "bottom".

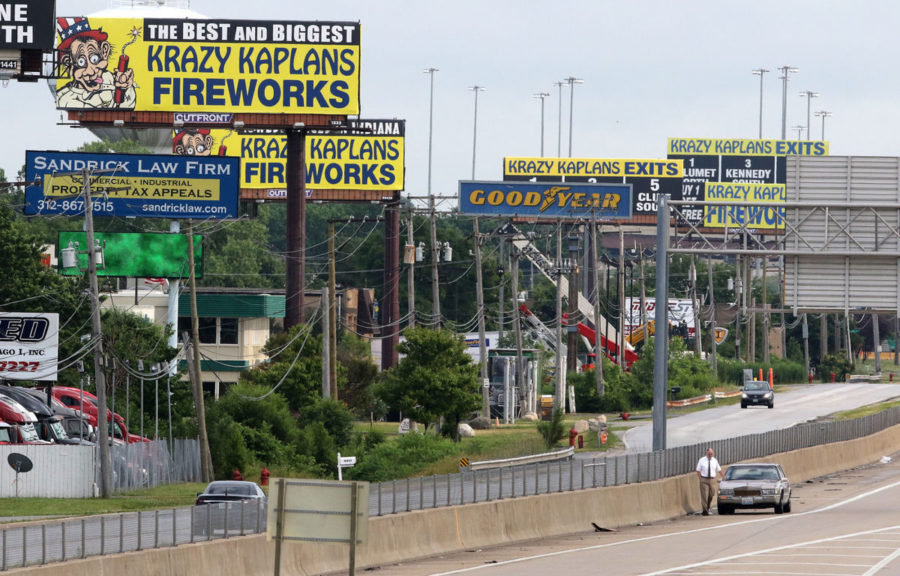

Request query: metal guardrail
[
  {"left": 462, "top": 446, "right": 574, "bottom": 471},
  {"left": 4, "top": 408, "right": 900, "bottom": 570},
  {"left": 0, "top": 501, "right": 265, "bottom": 571}
]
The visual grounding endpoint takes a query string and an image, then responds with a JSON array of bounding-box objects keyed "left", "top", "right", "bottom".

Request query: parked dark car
[
  {"left": 718, "top": 463, "right": 792, "bottom": 514},
  {"left": 193, "top": 481, "right": 267, "bottom": 537},
  {"left": 741, "top": 380, "right": 774, "bottom": 409}
]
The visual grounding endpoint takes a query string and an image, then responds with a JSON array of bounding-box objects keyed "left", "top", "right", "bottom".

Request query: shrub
[
  {"left": 819, "top": 353, "right": 853, "bottom": 382},
  {"left": 345, "top": 433, "right": 459, "bottom": 482},
  {"left": 536, "top": 408, "right": 566, "bottom": 450}
]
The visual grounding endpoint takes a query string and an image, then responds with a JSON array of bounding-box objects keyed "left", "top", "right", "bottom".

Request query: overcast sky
[{"left": 4, "top": 1, "right": 900, "bottom": 206}]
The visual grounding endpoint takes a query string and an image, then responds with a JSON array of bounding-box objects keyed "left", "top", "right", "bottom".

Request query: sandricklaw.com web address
[{"left": 141, "top": 203, "right": 229, "bottom": 215}]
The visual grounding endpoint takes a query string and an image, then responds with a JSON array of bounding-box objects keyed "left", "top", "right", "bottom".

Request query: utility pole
[
  {"left": 566, "top": 232, "right": 579, "bottom": 373},
  {"left": 802, "top": 313, "right": 810, "bottom": 378},
  {"left": 763, "top": 257, "right": 769, "bottom": 363},
  {"left": 321, "top": 285, "right": 330, "bottom": 398},
  {"left": 821, "top": 314, "right": 828, "bottom": 363},
  {"left": 407, "top": 211, "right": 415, "bottom": 328},
  {"left": 498, "top": 239, "right": 505, "bottom": 342},
  {"left": 617, "top": 228, "right": 626, "bottom": 373},
  {"left": 690, "top": 255, "right": 702, "bottom": 356},
  {"left": 326, "top": 221, "right": 337, "bottom": 396},
  {"left": 555, "top": 224, "right": 565, "bottom": 413},
  {"left": 639, "top": 250, "right": 648, "bottom": 345},
  {"left": 873, "top": 313, "right": 881, "bottom": 373},
  {"left": 591, "top": 217, "right": 604, "bottom": 395},
  {"left": 512, "top": 251, "right": 525, "bottom": 417},
  {"left": 707, "top": 255, "right": 718, "bottom": 374},
  {"left": 735, "top": 252, "right": 742, "bottom": 361},
  {"left": 82, "top": 169, "right": 111, "bottom": 497},
  {"left": 186, "top": 223, "right": 213, "bottom": 483},
  {"left": 473, "top": 218, "right": 489, "bottom": 416}
]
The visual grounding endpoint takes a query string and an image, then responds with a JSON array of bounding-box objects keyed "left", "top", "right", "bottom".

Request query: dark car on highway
[
  {"left": 741, "top": 380, "right": 774, "bottom": 409},
  {"left": 718, "top": 462, "right": 791, "bottom": 514}
]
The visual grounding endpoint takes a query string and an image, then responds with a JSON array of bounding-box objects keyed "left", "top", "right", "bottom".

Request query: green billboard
[{"left": 58, "top": 232, "right": 202, "bottom": 278}]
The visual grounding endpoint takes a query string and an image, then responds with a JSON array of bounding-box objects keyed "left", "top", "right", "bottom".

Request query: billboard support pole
[
  {"left": 285, "top": 128, "right": 307, "bottom": 328},
  {"left": 652, "top": 195, "right": 669, "bottom": 451}
]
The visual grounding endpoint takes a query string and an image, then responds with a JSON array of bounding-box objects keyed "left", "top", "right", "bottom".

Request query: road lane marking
[{"left": 426, "top": 478, "right": 900, "bottom": 576}]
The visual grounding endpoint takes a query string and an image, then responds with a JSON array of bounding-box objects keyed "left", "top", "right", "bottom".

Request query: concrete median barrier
[{"left": 10, "top": 423, "right": 900, "bottom": 576}]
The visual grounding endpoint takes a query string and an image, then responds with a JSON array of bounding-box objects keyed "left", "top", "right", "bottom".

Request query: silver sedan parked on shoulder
[{"left": 717, "top": 463, "right": 791, "bottom": 515}]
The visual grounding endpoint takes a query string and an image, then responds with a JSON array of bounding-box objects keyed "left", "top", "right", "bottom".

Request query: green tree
[
  {"left": 242, "top": 324, "right": 324, "bottom": 412},
  {"left": 100, "top": 308, "right": 178, "bottom": 438},
  {"left": 0, "top": 202, "right": 89, "bottom": 387},
  {"left": 376, "top": 328, "right": 480, "bottom": 439},
  {"left": 201, "top": 207, "right": 285, "bottom": 288}
]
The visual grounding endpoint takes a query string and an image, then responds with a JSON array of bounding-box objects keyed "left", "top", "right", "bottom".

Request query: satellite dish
[{"left": 8, "top": 453, "right": 33, "bottom": 473}]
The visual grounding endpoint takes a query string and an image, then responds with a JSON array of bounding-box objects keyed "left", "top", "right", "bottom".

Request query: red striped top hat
[{"left": 57, "top": 17, "right": 108, "bottom": 52}]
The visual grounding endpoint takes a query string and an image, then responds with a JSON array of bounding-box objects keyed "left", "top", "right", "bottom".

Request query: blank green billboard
[{"left": 58, "top": 232, "right": 202, "bottom": 278}]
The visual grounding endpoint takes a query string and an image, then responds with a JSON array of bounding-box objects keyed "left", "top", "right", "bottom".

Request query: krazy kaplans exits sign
[
  {"left": 54, "top": 17, "right": 360, "bottom": 113},
  {"left": 459, "top": 181, "right": 632, "bottom": 219}
]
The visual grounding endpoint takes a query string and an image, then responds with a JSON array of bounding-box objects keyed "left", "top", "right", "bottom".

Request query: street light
[
  {"left": 555, "top": 80, "right": 565, "bottom": 157},
  {"left": 469, "top": 85, "right": 485, "bottom": 179},
  {"left": 565, "top": 76, "right": 584, "bottom": 157},
  {"left": 815, "top": 110, "right": 832, "bottom": 140},
  {"left": 778, "top": 65, "right": 799, "bottom": 139},
  {"left": 533, "top": 91, "right": 550, "bottom": 157},
  {"left": 752, "top": 68, "right": 769, "bottom": 138},
  {"left": 793, "top": 124, "right": 805, "bottom": 140},
  {"left": 800, "top": 90, "right": 819, "bottom": 141},
  {"left": 424, "top": 67, "right": 441, "bottom": 327}
]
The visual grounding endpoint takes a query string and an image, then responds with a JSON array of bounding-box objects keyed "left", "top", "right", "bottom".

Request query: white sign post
[{"left": 337, "top": 452, "right": 357, "bottom": 481}]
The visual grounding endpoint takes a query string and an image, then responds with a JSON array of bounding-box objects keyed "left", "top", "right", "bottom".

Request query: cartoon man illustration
[
  {"left": 173, "top": 129, "right": 214, "bottom": 156},
  {"left": 55, "top": 17, "right": 136, "bottom": 109}
]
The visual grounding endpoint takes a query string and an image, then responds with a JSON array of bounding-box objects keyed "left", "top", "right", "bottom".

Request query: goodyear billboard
[
  {"left": 25, "top": 151, "right": 240, "bottom": 219},
  {"left": 459, "top": 180, "right": 632, "bottom": 220},
  {"left": 703, "top": 182, "right": 785, "bottom": 230},
  {"left": 53, "top": 17, "right": 360, "bottom": 114},
  {"left": 171, "top": 119, "right": 404, "bottom": 191},
  {"left": 503, "top": 157, "right": 681, "bottom": 218}
]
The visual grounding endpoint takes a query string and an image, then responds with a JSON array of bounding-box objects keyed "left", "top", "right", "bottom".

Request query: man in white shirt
[{"left": 696, "top": 447, "right": 723, "bottom": 515}]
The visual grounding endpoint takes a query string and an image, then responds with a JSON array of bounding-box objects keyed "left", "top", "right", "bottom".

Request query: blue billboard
[
  {"left": 459, "top": 180, "right": 632, "bottom": 219},
  {"left": 25, "top": 151, "right": 240, "bottom": 219}
]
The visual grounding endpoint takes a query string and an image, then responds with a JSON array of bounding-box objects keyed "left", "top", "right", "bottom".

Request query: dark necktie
[{"left": 707, "top": 456, "right": 712, "bottom": 478}]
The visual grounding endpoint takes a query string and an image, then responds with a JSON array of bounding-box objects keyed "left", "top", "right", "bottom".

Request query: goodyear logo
[{"left": 459, "top": 181, "right": 632, "bottom": 220}]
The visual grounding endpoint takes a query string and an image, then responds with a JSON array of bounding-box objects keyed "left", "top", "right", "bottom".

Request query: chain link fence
[{"left": 2, "top": 409, "right": 899, "bottom": 570}]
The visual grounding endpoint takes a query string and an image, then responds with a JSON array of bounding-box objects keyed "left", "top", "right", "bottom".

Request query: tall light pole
[
  {"left": 778, "top": 65, "right": 799, "bottom": 139},
  {"left": 555, "top": 80, "right": 565, "bottom": 157},
  {"left": 565, "top": 76, "right": 583, "bottom": 157},
  {"left": 800, "top": 90, "right": 819, "bottom": 140},
  {"left": 424, "top": 67, "right": 441, "bottom": 327},
  {"left": 469, "top": 85, "right": 485, "bottom": 179},
  {"left": 793, "top": 124, "right": 804, "bottom": 140},
  {"left": 533, "top": 91, "right": 550, "bottom": 157},
  {"left": 815, "top": 110, "right": 832, "bottom": 140},
  {"left": 752, "top": 68, "right": 768, "bottom": 138}
]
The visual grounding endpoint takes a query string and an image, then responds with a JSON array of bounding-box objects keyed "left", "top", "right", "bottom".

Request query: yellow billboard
[
  {"left": 668, "top": 138, "right": 828, "bottom": 157},
  {"left": 703, "top": 182, "right": 785, "bottom": 230},
  {"left": 504, "top": 158, "right": 682, "bottom": 178},
  {"left": 171, "top": 119, "right": 405, "bottom": 191},
  {"left": 54, "top": 17, "right": 360, "bottom": 114}
]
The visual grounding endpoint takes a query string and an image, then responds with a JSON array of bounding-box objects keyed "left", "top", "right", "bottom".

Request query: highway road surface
[
  {"left": 373, "top": 449, "right": 900, "bottom": 576},
  {"left": 624, "top": 382, "right": 900, "bottom": 453}
]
